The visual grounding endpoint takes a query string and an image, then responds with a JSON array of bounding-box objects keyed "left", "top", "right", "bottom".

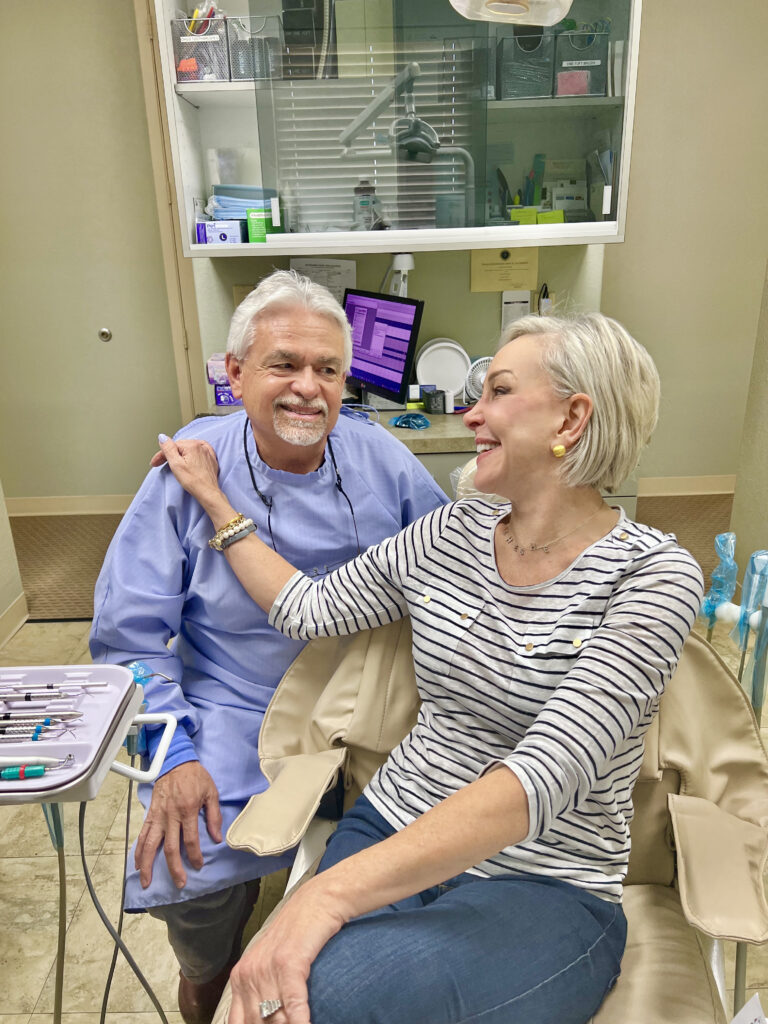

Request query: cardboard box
[
  {"left": 201, "top": 220, "right": 244, "bottom": 244},
  {"left": 507, "top": 206, "right": 538, "bottom": 225}
]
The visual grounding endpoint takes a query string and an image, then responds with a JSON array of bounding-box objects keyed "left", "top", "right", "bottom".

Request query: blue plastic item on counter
[
  {"left": 388, "top": 413, "right": 430, "bottom": 430},
  {"left": 700, "top": 532, "right": 738, "bottom": 629},
  {"left": 732, "top": 551, "right": 768, "bottom": 651}
]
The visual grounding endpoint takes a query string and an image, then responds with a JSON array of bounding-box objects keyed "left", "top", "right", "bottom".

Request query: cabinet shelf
[
  {"left": 174, "top": 80, "right": 271, "bottom": 108},
  {"left": 487, "top": 95, "right": 624, "bottom": 123},
  {"left": 187, "top": 220, "right": 620, "bottom": 258},
  {"left": 175, "top": 84, "right": 625, "bottom": 115}
]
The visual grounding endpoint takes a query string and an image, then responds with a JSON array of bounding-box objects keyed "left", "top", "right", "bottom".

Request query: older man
[{"left": 90, "top": 270, "right": 447, "bottom": 1023}]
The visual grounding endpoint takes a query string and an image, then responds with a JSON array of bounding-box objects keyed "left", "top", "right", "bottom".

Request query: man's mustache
[{"left": 273, "top": 397, "right": 329, "bottom": 415}]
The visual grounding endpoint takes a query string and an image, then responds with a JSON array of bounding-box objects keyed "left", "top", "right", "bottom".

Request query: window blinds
[{"left": 266, "top": 40, "right": 480, "bottom": 232}]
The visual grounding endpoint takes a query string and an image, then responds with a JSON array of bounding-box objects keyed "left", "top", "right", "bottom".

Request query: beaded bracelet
[
  {"left": 208, "top": 514, "right": 256, "bottom": 551},
  {"left": 219, "top": 520, "right": 257, "bottom": 549}
]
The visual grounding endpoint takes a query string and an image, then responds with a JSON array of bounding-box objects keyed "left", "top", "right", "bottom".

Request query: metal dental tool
[
  {"left": 0, "top": 680, "right": 107, "bottom": 693},
  {"left": 0, "top": 710, "right": 83, "bottom": 721},
  {"left": 0, "top": 754, "right": 73, "bottom": 767},
  {"left": 0, "top": 689, "right": 77, "bottom": 702},
  {"left": 0, "top": 723, "right": 69, "bottom": 737}
]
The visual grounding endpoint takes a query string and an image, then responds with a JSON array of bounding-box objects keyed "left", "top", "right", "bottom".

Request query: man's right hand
[{"left": 134, "top": 761, "right": 223, "bottom": 890}]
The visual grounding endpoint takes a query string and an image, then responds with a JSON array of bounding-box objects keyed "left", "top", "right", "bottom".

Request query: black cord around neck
[{"left": 242, "top": 418, "right": 360, "bottom": 557}]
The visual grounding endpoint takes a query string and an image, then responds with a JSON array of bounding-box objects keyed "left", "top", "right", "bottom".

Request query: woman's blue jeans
[{"left": 307, "top": 795, "right": 626, "bottom": 1024}]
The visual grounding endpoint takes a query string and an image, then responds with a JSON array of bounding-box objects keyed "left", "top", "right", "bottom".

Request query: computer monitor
[{"left": 342, "top": 288, "right": 424, "bottom": 404}]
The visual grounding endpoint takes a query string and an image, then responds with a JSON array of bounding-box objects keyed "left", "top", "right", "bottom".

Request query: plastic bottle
[{"left": 353, "top": 179, "right": 377, "bottom": 230}]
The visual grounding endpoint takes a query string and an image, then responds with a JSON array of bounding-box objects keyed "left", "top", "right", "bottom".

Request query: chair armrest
[
  {"left": 669, "top": 793, "right": 768, "bottom": 942},
  {"left": 226, "top": 749, "right": 345, "bottom": 856}
]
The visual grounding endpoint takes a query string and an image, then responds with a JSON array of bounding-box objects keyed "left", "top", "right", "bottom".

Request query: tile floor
[{"left": 1, "top": 619, "right": 767, "bottom": 1021}]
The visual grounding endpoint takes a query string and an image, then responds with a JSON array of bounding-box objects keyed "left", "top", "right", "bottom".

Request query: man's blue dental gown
[{"left": 90, "top": 409, "right": 447, "bottom": 910}]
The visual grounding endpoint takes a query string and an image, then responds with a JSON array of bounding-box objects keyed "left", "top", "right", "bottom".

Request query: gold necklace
[{"left": 503, "top": 506, "right": 605, "bottom": 557}]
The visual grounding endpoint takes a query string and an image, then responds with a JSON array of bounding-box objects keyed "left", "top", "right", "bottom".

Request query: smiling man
[{"left": 90, "top": 270, "right": 447, "bottom": 1024}]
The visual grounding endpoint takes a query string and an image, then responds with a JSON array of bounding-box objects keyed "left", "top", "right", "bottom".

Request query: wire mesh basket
[
  {"left": 172, "top": 16, "right": 230, "bottom": 82},
  {"left": 227, "top": 16, "right": 283, "bottom": 81}
]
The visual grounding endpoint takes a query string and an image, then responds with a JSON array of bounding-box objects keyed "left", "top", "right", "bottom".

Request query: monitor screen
[{"left": 343, "top": 288, "right": 424, "bottom": 403}]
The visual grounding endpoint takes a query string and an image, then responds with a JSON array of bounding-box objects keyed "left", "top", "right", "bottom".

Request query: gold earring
[{"left": 552, "top": 444, "right": 566, "bottom": 458}]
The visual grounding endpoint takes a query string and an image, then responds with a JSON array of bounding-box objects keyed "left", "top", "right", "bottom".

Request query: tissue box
[{"left": 206, "top": 353, "right": 228, "bottom": 386}]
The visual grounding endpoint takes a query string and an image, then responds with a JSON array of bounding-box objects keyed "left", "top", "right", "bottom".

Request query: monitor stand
[{"left": 361, "top": 389, "right": 407, "bottom": 411}]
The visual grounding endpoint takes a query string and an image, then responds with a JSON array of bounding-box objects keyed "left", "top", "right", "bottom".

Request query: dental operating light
[{"left": 449, "top": 0, "right": 575, "bottom": 25}]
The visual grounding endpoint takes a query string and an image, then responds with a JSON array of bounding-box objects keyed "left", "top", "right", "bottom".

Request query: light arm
[
  {"left": 339, "top": 61, "right": 421, "bottom": 151},
  {"left": 227, "top": 766, "right": 530, "bottom": 1024},
  {"left": 157, "top": 436, "right": 298, "bottom": 613}
]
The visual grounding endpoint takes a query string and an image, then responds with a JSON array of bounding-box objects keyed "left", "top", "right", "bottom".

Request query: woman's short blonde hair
[{"left": 500, "top": 313, "right": 660, "bottom": 493}]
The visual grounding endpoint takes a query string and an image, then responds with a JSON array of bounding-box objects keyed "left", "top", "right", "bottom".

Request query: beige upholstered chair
[{"left": 216, "top": 616, "right": 768, "bottom": 1024}]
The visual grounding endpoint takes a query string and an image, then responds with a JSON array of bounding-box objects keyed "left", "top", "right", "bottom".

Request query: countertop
[{"left": 381, "top": 412, "right": 476, "bottom": 455}]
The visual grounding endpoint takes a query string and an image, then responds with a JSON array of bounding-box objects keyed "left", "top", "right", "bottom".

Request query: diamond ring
[{"left": 259, "top": 998, "right": 283, "bottom": 1019}]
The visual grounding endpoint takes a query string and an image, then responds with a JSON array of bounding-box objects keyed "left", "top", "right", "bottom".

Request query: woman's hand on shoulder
[{"left": 152, "top": 434, "right": 226, "bottom": 516}]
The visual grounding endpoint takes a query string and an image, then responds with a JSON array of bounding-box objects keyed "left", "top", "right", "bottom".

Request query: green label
[{"left": 246, "top": 208, "right": 274, "bottom": 243}]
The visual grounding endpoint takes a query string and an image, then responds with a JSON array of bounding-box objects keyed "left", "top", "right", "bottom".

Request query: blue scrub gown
[{"left": 90, "top": 409, "right": 447, "bottom": 910}]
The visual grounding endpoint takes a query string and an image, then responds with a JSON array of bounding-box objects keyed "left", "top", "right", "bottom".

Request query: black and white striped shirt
[{"left": 271, "top": 500, "right": 704, "bottom": 901}]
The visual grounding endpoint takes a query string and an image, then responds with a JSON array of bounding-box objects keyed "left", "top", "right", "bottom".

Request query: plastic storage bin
[
  {"left": 554, "top": 31, "right": 609, "bottom": 97},
  {"left": 172, "top": 16, "right": 229, "bottom": 82},
  {"left": 227, "top": 16, "right": 283, "bottom": 81},
  {"left": 497, "top": 30, "right": 555, "bottom": 99}
]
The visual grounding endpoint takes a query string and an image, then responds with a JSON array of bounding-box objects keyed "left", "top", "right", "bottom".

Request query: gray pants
[{"left": 148, "top": 881, "right": 258, "bottom": 984}]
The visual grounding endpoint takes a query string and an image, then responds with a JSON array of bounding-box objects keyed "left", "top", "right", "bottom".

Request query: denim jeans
[{"left": 307, "top": 795, "right": 626, "bottom": 1024}]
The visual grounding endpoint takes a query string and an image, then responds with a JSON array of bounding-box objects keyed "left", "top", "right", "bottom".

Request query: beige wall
[
  {"left": 731, "top": 265, "right": 768, "bottom": 569},
  {"left": 0, "top": 476, "right": 26, "bottom": 644},
  {"left": 601, "top": 0, "right": 768, "bottom": 480},
  {"left": 0, "top": 2, "right": 181, "bottom": 501}
]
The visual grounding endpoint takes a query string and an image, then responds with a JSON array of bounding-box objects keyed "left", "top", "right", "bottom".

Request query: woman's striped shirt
[{"left": 270, "top": 500, "right": 704, "bottom": 902}]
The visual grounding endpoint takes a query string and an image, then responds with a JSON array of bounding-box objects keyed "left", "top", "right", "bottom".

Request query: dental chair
[{"left": 215, "top": 611, "right": 768, "bottom": 1024}]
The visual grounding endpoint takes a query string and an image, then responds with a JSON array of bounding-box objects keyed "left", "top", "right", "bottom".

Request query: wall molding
[
  {"left": 6, "top": 495, "right": 133, "bottom": 517},
  {"left": 637, "top": 475, "right": 736, "bottom": 498},
  {"left": 5, "top": 480, "right": 737, "bottom": 513},
  {"left": 0, "top": 592, "right": 28, "bottom": 648}
]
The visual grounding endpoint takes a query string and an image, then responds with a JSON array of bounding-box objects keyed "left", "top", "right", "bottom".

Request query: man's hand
[{"left": 135, "top": 761, "right": 223, "bottom": 890}]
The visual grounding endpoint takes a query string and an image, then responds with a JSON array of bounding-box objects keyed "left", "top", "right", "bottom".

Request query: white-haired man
[{"left": 90, "top": 270, "right": 447, "bottom": 1024}]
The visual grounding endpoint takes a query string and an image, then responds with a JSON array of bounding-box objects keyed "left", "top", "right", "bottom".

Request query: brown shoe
[
  {"left": 177, "top": 879, "right": 261, "bottom": 1024},
  {"left": 178, "top": 961, "right": 231, "bottom": 1024}
]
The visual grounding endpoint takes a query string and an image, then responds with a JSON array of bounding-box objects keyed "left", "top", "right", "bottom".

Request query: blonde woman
[{"left": 157, "top": 313, "right": 703, "bottom": 1024}]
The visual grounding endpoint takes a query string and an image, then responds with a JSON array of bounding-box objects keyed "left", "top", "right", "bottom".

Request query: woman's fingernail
[{"left": 158, "top": 433, "right": 169, "bottom": 444}]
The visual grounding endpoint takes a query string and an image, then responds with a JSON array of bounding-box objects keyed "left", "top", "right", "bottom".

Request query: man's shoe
[
  {"left": 178, "top": 962, "right": 231, "bottom": 1024},
  {"left": 177, "top": 879, "right": 261, "bottom": 1024}
]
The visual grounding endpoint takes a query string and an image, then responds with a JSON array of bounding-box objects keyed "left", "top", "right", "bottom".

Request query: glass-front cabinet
[{"left": 153, "top": 0, "right": 640, "bottom": 256}]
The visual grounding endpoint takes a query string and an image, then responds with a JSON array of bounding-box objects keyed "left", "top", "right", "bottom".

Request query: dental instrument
[
  {"left": 0, "top": 753, "right": 71, "bottom": 767},
  {"left": 0, "top": 755, "right": 73, "bottom": 780}
]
